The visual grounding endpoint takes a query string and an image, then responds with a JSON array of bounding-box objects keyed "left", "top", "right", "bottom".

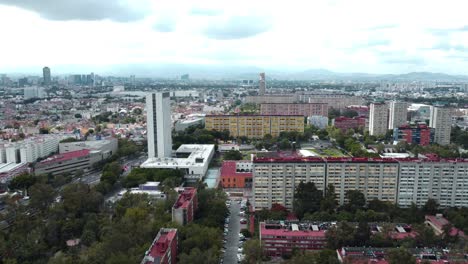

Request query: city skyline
[{"left": 1, "top": 0, "right": 468, "bottom": 75}]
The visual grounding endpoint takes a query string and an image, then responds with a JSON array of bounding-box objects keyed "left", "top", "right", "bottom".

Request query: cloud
[
  {"left": 432, "top": 42, "right": 468, "bottom": 52},
  {"left": 367, "top": 24, "right": 398, "bottom": 31},
  {"left": 203, "top": 15, "right": 271, "bottom": 40},
  {"left": 382, "top": 57, "right": 425, "bottom": 65},
  {"left": 0, "top": 0, "right": 150, "bottom": 22},
  {"left": 190, "top": 7, "right": 222, "bottom": 16},
  {"left": 153, "top": 18, "right": 176, "bottom": 32}
]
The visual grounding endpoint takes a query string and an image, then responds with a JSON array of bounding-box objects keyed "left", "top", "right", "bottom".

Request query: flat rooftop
[
  {"left": 141, "top": 144, "right": 214, "bottom": 169},
  {"left": 38, "top": 149, "right": 90, "bottom": 165},
  {"left": 144, "top": 229, "right": 177, "bottom": 264},
  {"left": 260, "top": 221, "right": 328, "bottom": 238},
  {"left": 220, "top": 161, "right": 252, "bottom": 178},
  {"left": 173, "top": 187, "right": 196, "bottom": 210},
  {"left": 0, "top": 163, "right": 27, "bottom": 173}
]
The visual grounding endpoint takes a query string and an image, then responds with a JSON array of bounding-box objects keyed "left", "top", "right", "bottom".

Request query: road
[{"left": 223, "top": 201, "right": 241, "bottom": 264}]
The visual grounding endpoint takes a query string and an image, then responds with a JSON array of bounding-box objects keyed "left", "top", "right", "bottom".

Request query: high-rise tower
[
  {"left": 388, "top": 101, "right": 407, "bottom": 129},
  {"left": 429, "top": 106, "right": 451, "bottom": 146},
  {"left": 43, "top": 67, "right": 51, "bottom": 85},
  {"left": 146, "top": 92, "right": 172, "bottom": 158},
  {"left": 259, "top": 72, "right": 266, "bottom": 95},
  {"left": 369, "top": 102, "right": 388, "bottom": 136}
]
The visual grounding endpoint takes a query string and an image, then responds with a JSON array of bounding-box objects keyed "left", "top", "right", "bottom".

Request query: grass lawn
[{"left": 322, "top": 148, "right": 347, "bottom": 157}]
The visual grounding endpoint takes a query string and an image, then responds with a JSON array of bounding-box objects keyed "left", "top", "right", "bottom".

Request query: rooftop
[
  {"left": 143, "top": 228, "right": 177, "bottom": 264},
  {"left": 38, "top": 149, "right": 90, "bottom": 165},
  {"left": 141, "top": 144, "right": 214, "bottom": 169},
  {"left": 173, "top": 187, "right": 196, "bottom": 210},
  {"left": 205, "top": 114, "right": 304, "bottom": 117},
  {"left": 220, "top": 161, "right": 252, "bottom": 178},
  {"left": 260, "top": 221, "right": 329, "bottom": 238}
]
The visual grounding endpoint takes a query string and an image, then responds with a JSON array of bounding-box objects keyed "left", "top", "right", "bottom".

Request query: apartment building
[
  {"left": 388, "top": 101, "right": 408, "bottom": 129},
  {"left": 260, "top": 103, "right": 328, "bottom": 117},
  {"left": 172, "top": 187, "right": 198, "bottom": 226},
  {"left": 205, "top": 115, "right": 304, "bottom": 138},
  {"left": 369, "top": 102, "right": 389, "bottom": 136},
  {"left": 429, "top": 106, "right": 452, "bottom": 146},
  {"left": 332, "top": 116, "right": 367, "bottom": 132},
  {"left": 393, "top": 123, "right": 434, "bottom": 146},
  {"left": 220, "top": 160, "right": 253, "bottom": 188},
  {"left": 141, "top": 228, "right": 178, "bottom": 264},
  {"left": 299, "top": 94, "right": 365, "bottom": 110},
  {"left": 397, "top": 159, "right": 468, "bottom": 208}
]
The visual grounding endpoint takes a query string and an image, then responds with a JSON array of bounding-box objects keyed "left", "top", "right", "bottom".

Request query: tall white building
[
  {"left": 369, "top": 102, "right": 388, "bottom": 136},
  {"left": 23, "top": 86, "right": 46, "bottom": 99},
  {"left": 146, "top": 92, "right": 172, "bottom": 158},
  {"left": 388, "top": 101, "right": 407, "bottom": 129},
  {"left": 429, "top": 106, "right": 451, "bottom": 146}
]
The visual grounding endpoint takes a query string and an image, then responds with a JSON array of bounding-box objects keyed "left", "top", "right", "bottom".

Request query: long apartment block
[
  {"left": 260, "top": 103, "right": 328, "bottom": 117},
  {"left": 205, "top": 115, "right": 304, "bottom": 138},
  {"left": 253, "top": 155, "right": 468, "bottom": 210}
]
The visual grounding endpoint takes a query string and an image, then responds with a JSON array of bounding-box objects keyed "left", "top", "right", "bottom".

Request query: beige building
[
  {"left": 429, "top": 106, "right": 452, "bottom": 146},
  {"left": 260, "top": 103, "right": 328, "bottom": 117},
  {"left": 369, "top": 102, "right": 389, "bottom": 136},
  {"left": 388, "top": 101, "right": 408, "bottom": 129},
  {"left": 205, "top": 115, "right": 304, "bottom": 138}
]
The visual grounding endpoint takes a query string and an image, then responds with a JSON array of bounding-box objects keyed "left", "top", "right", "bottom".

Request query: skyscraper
[
  {"left": 388, "top": 101, "right": 407, "bottom": 129},
  {"left": 429, "top": 106, "right": 451, "bottom": 145},
  {"left": 369, "top": 102, "right": 388, "bottom": 136},
  {"left": 146, "top": 92, "right": 172, "bottom": 158},
  {"left": 259, "top": 72, "right": 266, "bottom": 95},
  {"left": 43, "top": 67, "right": 51, "bottom": 85}
]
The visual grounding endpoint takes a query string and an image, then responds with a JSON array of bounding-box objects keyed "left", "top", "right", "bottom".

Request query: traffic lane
[{"left": 223, "top": 201, "right": 241, "bottom": 264}]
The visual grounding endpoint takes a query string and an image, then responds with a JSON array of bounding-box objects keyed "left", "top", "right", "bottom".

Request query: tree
[
  {"left": 243, "top": 239, "right": 264, "bottom": 264},
  {"left": 387, "top": 248, "right": 416, "bottom": 264},
  {"left": 354, "top": 221, "right": 371, "bottom": 246},
  {"left": 293, "top": 181, "right": 323, "bottom": 219},
  {"left": 342, "top": 109, "right": 358, "bottom": 118},
  {"left": 8, "top": 173, "right": 36, "bottom": 191},
  {"left": 74, "top": 113, "right": 82, "bottom": 119},
  {"left": 343, "top": 190, "right": 365, "bottom": 212},
  {"left": 320, "top": 184, "right": 337, "bottom": 213},
  {"left": 423, "top": 198, "right": 439, "bottom": 215},
  {"left": 326, "top": 222, "right": 356, "bottom": 249},
  {"left": 223, "top": 150, "right": 243, "bottom": 160},
  {"left": 29, "top": 183, "right": 55, "bottom": 211}
]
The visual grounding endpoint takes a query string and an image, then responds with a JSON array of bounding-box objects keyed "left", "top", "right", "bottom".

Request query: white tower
[
  {"left": 388, "top": 101, "right": 408, "bottom": 129},
  {"left": 429, "top": 106, "right": 451, "bottom": 146},
  {"left": 146, "top": 92, "right": 172, "bottom": 158},
  {"left": 369, "top": 102, "right": 388, "bottom": 136}
]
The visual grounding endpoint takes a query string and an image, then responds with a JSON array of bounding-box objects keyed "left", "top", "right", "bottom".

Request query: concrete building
[
  {"left": 259, "top": 72, "right": 266, "bottom": 95},
  {"left": 388, "top": 101, "right": 408, "bottom": 129},
  {"left": 0, "top": 163, "right": 30, "bottom": 183},
  {"left": 300, "top": 94, "right": 365, "bottom": 110},
  {"left": 141, "top": 228, "right": 178, "bottom": 264},
  {"left": 146, "top": 92, "right": 172, "bottom": 159},
  {"left": 43, "top": 67, "right": 51, "bottom": 85},
  {"left": 59, "top": 138, "right": 118, "bottom": 160},
  {"left": 260, "top": 221, "right": 327, "bottom": 257},
  {"left": 369, "top": 102, "right": 388, "bottom": 136},
  {"left": 393, "top": 123, "right": 433, "bottom": 146},
  {"left": 141, "top": 144, "right": 215, "bottom": 180},
  {"left": 308, "top": 115, "right": 329, "bottom": 129},
  {"left": 245, "top": 94, "right": 296, "bottom": 104},
  {"left": 23, "top": 86, "right": 46, "bottom": 99},
  {"left": 332, "top": 116, "right": 367, "bottom": 132},
  {"left": 205, "top": 115, "right": 304, "bottom": 138},
  {"left": 220, "top": 160, "right": 253, "bottom": 188},
  {"left": 34, "top": 149, "right": 97, "bottom": 176},
  {"left": 260, "top": 103, "right": 328, "bottom": 117},
  {"left": 172, "top": 188, "right": 197, "bottom": 226},
  {"left": 174, "top": 118, "right": 204, "bottom": 132},
  {"left": 430, "top": 106, "right": 452, "bottom": 145}
]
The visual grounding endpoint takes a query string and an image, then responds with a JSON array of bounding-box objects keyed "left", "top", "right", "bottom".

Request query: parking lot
[{"left": 222, "top": 199, "right": 248, "bottom": 263}]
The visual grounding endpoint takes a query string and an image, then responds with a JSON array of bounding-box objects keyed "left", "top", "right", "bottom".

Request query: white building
[
  {"left": 308, "top": 115, "right": 329, "bottom": 129},
  {"left": 429, "top": 106, "right": 452, "bottom": 146},
  {"left": 388, "top": 101, "right": 408, "bottom": 129},
  {"left": 174, "top": 118, "right": 204, "bottom": 132},
  {"left": 369, "top": 102, "right": 388, "bottom": 136},
  {"left": 141, "top": 144, "right": 215, "bottom": 180},
  {"left": 23, "top": 86, "right": 46, "bottom": 99},
  {"left": 146, "top": 92, "right": 172, "bottom": 158}
]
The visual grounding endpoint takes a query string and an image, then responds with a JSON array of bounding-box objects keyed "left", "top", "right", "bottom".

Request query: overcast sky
[{"left": 1, "top": 0, "right": 468, "bottom": 75}]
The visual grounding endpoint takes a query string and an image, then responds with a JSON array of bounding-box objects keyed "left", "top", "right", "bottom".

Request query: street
[{"left": 223, "top": 200, "right": 241, "bottom": 264}]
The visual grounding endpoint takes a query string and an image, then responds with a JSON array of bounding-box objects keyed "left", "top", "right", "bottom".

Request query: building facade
[
  {"left": 220, "top": 160, "right": 253, "bottom": 188},
  {"left": 34, "top": 149, "right": 96, "bottom": 176},
  {"left": 369, "top": 102, "right": 388, "bottom": 136},
  {"left": 141, "top": 228, "right": 178, "bottom": 264},
  {"left": 429, "top": 106, "right": 452, "bottom": 146},
  {"left": 146, "top": 92, "right": 172, "bottom": 159},
  {"left": 205, "top": 115, "right": 304, "bottom": 138},
  {"left": 393, "top": 123, "right": 433, "bottom": 146},
  {"left": 172, "top": 187, "right": 198, "bottom": 226},
  {"left": 388, "top": 101, "right": 408, "bottom": 129},
  {"left": 43, "top": 66, "right": 51, "bottom": 85},
  {"left": 308, "top": 115, "right": 329, "bottom": 129},
  {"left": 260, "top": 103, "right": 328, "bottom": 117},
  {"left": 259, "top": 72, "right": 266, "bottom": 95},
  {"left": 332, "top": 116, "right": 367, "bottom": 132}
]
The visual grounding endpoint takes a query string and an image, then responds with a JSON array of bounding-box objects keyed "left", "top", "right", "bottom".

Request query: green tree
[
  {"left": 29, "top": 183, "right": 55, "bottom": 211},
  {"left": 243, "top": 239, "right": 264, "bottom": 264},
  {"left": 8, "top": 173, "right": 36, "bottom": 191},
  {"left": 320, "top": 184, "right": 337, "bottom": 213},
  {"left": 343, "top": 190, "right": 366, "bottom": 212},
  {"left": 294, "top": 181, "right": 323, "bottom": 219},
  {"left": 387, "top": 248, "right": 416, "bottom": 264},
  {"left": 223, "top": 150, "right": 243, "bottom": 160},
  {"left": 354, "top": 221, "right": 371, "bottom": 246},
  {"left": 423, "top": 198, "right": 439, "bottom": 215},
  {"left": 326, "top": 222, "right": 356, "bottom": 249}
]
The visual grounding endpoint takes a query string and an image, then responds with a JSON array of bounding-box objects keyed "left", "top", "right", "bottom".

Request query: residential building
[
  {"left": 388, "top": 101, "right": 408, "bottom": 129},
  {"left": 220, "top": 160, "right": 253, "bottom": 188},
  {"left": 141, "top": 144, "right": 215, "bottom": 180},
  {"left": 43, "top": 67, "right": 51, "bottom": 85},
  {"left": 141, "top": 228, "right": 178, "bottom": 264},
  {"left": 332, "top": 116, "right": 367, "bottom": 132},
  {"left": 205, "top": 115, "right": 304, "bottom": 138},
  {"left": 172, "top": 187, "right": 198, "bottom": 226},
  {"left": 260, "top": 103, "right": 328, "bottom": 117},
  {"left": 429, "top": 106, "right": 452, "bottom": 145},
  {"left": 259, "top": 72, "right": 266, "bottom": 95},
  {"left": 23, "top": 86, "right": 46, "bottom": 99},
  {"left": 369, "top": 102, "right": 388, "bottom": 136},
  {"left": 397, "top": 159, "right": 468, "bottom": 208},
  {"left": 346, "top": 105, "right": 369, "bottom": 117},
  {"left": 424, "top": 214, "right": 466, "bottom": 238},
  {"left": 245, "top": 94, "right": 296, "bottom": 104},
  {"left": 260, "top": 221, "right": 327, "bottom": 257},
  {"left": 393, "top": 123, "right": 433, "bottom": 146},
  {"left": 299, "top": 93, "right": 365, "bottom": 110},
  {"left": 308, "top": 115, "right": 329, "bottom": 129},
  {"left": 146, "top": 92, "right": 172, "bottom": 159}
]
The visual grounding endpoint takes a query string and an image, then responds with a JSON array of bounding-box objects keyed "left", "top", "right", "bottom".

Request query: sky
[{"left": 1, "top": 0, "right": 468, "bottom": 75}]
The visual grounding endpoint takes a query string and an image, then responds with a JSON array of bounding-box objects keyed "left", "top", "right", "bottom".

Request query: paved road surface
[{"left": 223, "top": 201, "right": 241, "bottom": 264}]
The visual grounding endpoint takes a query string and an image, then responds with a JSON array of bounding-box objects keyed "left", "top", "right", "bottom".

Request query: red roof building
[
  {"left": 332, "top": 116, "right": 367, "bottom": 132},
  {"left": 260, "top": 221, "right": 328, "bottom": 257},
  {"left": 425, "top": 214, "right": 466, "bottom": 238},
  {"left": 141, "top": 228, "right": 178, "bottom": 264},
  {"left": 394, "top": 123, "right": 434, "bottom": 146},
  {"left": 172, "top": 188, "right": 198, "bottom": 226},
  {"left": 220, "top": 160, "right": 252, "bottom": 188},
  {"left": 34, "top": 149, "right": 92, "bottom": 176}
]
